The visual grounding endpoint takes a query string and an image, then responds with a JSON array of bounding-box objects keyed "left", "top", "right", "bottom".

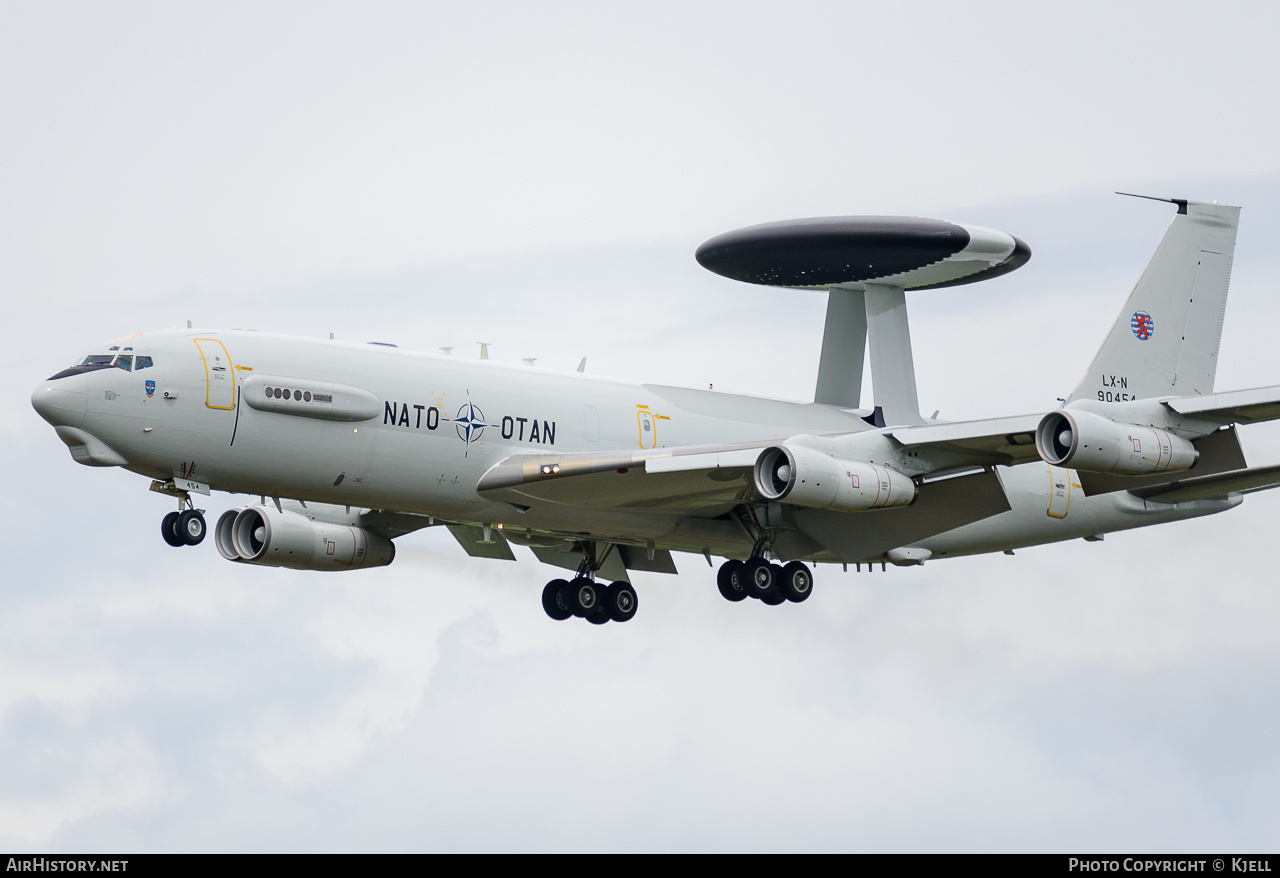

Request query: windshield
[{"left": 49, "top": 351, "right": 155, "bottom": 381}]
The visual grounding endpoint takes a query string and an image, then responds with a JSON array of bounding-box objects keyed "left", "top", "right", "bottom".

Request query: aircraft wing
[
  {"left": 1164, "top": 385, "right": 1280, "bottom": 425},
  {"left": 477, "top": 415, "right": 1044, "bottom": 516},
  {"left": 885, "top": 414, "right": 1044, "bottom": 468},
  {"left": 476, "top": 443, "right": 766, "bottom": 516}
]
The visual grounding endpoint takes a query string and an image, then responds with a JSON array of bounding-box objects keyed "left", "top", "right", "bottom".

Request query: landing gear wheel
[
  {"left": 177, "top": 510, "right": 206, "bottom": 546},
  {"left": 542, "top": 579, "right": 573, "bottom": 621},
  {"left": 761, "top": 588, "right": 787, "bottom": 606},
  {"left": 742, "top": 557, "right": 775, "bottom": 599},
  {"left": 605, "top": 581, "right": 639, "bottom": 623},
  {"left": 779, "top": 561, "right": 814, "bottom": 603},
  {"left": 717, "top": 560, "right": 748, "bottom": 602},
  {"left": 161, "top": 511, "right": 185, "bottom": 547},
  {"left": 586, "top": 607, "right": 610, "bottom": 625},
  {"left": 568, "top": 577, "right": 598, "bottom": 617}
]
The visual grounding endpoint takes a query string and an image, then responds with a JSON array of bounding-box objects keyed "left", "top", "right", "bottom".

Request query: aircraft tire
[
  {"left": 717, "top": 560, "right": 748, "bottom": 602},
  {"left": 742, "top": 557, "right": 775, "bottom": 599},
  {"left": 178, "top": 510, "right": 206, "bottom": 546},
  {"left": 779, "top": 561, "right": 813, "bottom": 603},
  {"left": 586, "top": 607, "right": 610, "bottom": 625},
  {"left": 161, "top": 511, "right": 185, "bottom": 547},
  {"left": 761, "top": 588, "right": 787, "bottom": 606},
  {"left": 605, "top": 581, "right": 639, "bottom": 623},
  {"left": 542, "top": 579, "right": 573, "bottom": 621},
  {"left": 568, "top": 577, "right": 598, "bottom": 617}
]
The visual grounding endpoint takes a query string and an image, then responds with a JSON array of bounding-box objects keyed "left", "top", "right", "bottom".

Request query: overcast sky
[{"left": 4, "top": 1, "right": 1280, "bottom": 852}]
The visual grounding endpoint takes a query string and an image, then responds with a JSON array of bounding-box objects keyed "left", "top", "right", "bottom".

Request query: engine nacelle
[
  {"left": 754, "top": 444, "right": 916, "bottom": 512},
  {"left": 214, "top": 506, "right": 395, "bottom": 571},
  {"left": 1035, "top": 410, "right": 1198, "bottom": 475}
]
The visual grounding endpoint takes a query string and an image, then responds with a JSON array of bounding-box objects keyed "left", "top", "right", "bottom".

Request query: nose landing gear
[{"left": 155, "top": 482, "right": 206, "bottom": 547}]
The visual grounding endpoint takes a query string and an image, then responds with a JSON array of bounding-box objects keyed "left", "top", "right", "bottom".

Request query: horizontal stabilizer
[
  {"left": 1165, "top": 384, "right": 1280, "bottom": 425},
  {"left": 1130, "top": 463, "right": 1280, "bottom": 503}
]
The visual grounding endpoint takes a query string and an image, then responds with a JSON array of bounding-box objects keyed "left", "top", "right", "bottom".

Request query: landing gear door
[{"left": 194, "top": 338, "right": 236, "bottom": 410}]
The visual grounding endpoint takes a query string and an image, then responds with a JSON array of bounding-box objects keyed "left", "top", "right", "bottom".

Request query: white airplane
[{"left": 31, "top": 195, "right": 1280, "bottom": 625}]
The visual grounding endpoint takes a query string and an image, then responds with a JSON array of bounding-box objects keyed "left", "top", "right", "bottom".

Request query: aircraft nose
[{"left": 31, "top": 376, "right": 88, "bottom": 428}]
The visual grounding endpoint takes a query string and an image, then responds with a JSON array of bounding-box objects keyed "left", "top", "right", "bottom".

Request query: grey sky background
[{"left": 4, "top": 1, "right": 1280, "bottom": 852}]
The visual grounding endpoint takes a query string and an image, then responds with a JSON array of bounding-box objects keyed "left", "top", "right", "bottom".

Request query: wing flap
[
  {"left": 445, "top": 523, "right": 517, "bottom": 560},
  {"left": 793, "top": 469, "right": 1011, "bottom": 562},
  {"left": 477, "top": 443, "right": 765, "bottom": 514}
]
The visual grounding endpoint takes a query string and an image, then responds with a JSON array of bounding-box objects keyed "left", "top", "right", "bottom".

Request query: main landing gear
[
  {"left": 542, "top": 577, "right": 639, "bottom": 625},
  {"left": 541, "top": 543, "right": 639, "bottom": 625},
  {"left": 717, "top": 557, "right": 813, "bottom": 605}
]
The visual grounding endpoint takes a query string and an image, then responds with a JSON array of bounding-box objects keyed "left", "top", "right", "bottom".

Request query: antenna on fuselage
[
  {"left": 440, "top": 346, "right": 453, "bottom": 356},
  {"left": 576, "top": 358, "right": 587, "bottom": 373},
  {"left": 478, "top": 342, "right": 490, "bottom": 360}
]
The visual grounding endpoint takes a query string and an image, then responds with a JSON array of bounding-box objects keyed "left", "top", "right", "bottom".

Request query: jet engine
[
  {"left": 214, "top": 506, "right": 395, "bottom": 571},
  {"left": 1035, "top": 410, "right": 1198, "bottom": 475},
  {"left": 754, "top": 444, "right": 916, "bottom": 512}
]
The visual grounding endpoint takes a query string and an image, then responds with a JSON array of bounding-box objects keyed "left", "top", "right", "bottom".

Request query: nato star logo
[{"left": 452, "top": 395, "right": 491, "bottom": 456}]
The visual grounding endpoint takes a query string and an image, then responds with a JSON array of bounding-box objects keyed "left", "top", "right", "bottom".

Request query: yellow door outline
[
  {"left": 1046, "top": 464, "right": 1071, "bottom": 519},
  {"left": 637, "top": 410, "right": 656, "bottom": 449},
  {"left": 194, "top": 338, "right": 236, "bottom": 410}
]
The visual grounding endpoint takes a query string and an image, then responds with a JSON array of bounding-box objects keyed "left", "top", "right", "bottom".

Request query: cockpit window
[{"left": 50, "top": 351, "right": 150, "bottom": 381}]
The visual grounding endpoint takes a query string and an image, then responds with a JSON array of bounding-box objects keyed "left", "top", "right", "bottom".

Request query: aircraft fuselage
[{"left": 32, "top": 328, "right": 1237, "bottom": 567}]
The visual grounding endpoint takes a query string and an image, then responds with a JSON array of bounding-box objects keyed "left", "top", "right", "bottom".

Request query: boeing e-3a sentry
[{"left": 31, "top": 195, "right": 1280, "bottom": 625}]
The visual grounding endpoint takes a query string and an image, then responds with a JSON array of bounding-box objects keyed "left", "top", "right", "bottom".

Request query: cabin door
[{"left": 194, "top": 338, "right": 237, "bottom": 410}]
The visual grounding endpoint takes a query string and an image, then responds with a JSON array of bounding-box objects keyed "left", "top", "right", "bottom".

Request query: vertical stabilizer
[{"left": 1068, "top": 198, "right": 1239, "bottom": 403}]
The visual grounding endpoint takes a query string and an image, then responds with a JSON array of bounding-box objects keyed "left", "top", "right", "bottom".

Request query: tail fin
[{"left": 1068, "top": 197, "right": 1240, "bottom": 403}]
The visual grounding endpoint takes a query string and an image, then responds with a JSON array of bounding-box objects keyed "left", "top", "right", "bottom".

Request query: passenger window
[
  {"left": 135, "top": 356, "right": 153, "bottom": 370},
  {"left": 114, "top": 355, "right": 133, "bottom": 371}
]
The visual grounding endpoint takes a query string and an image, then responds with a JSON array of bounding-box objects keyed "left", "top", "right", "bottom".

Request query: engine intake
[
  {"left": 1035, "top": 410, "right": 1198, "bottom": 475},
  {"left": 214, "top": 506, "right": 395, "bottom": 571},
  {"left": 754, "top": 445, "right": 916, "bottom": 513}
]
